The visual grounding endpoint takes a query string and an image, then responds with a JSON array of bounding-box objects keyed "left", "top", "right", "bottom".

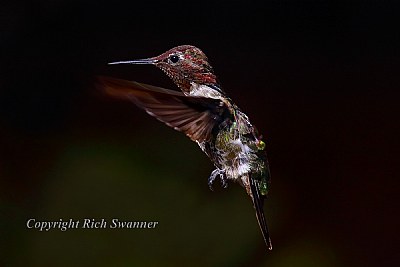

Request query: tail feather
[{"left": 249, "top": 175, "right": 272, "bottom": 250}]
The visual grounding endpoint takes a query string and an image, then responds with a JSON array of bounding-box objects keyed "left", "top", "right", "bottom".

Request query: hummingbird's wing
[
  {"left": 97, "top": 76, "right": 229, "bottom": 142},
  {"left": 249, "top": 174, "right": 273, "bottom": 250}
]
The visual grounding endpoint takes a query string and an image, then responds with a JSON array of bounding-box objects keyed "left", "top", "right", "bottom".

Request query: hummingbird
[{"left": 98, "top": 45, "right": 272, "bottom": 250}]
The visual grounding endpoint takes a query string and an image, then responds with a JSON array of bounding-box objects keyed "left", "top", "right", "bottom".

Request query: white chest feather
[{"left": 189, "top": 83, "right": 223, "bottom": 100}]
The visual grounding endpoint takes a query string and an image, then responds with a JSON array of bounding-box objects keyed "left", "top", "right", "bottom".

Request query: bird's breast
[{"left": 215, "top": 129, "right": 257, "bottom": 179}]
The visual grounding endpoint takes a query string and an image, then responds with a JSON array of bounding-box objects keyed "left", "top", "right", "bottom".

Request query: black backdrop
[{"left": 1, "top": 1, "right": 399, "bottom": 266}]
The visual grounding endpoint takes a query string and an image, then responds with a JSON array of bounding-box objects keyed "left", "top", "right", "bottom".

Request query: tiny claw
[
  {"left": 208, "top": 178, "right": 215, "bottom": 191},
  {"left": 208, "top": 183, "right": 215, "bottom": 191},
  {"left": 208, "top": 169, "right": 219, "bottom": 191}
]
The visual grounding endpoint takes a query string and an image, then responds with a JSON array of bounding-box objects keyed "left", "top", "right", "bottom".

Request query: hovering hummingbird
[{"left": 98, "top": 45, "right": 272, "bottom": 250}]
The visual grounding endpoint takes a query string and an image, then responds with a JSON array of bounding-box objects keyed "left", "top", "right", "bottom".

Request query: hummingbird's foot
[{"left": 208, "top": 169, "right": 227, "bottom": 191}]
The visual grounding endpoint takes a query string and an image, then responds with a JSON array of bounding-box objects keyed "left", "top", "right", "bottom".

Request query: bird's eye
[{"left": 169, "top": 55, "right": 179, "bottom": 63}]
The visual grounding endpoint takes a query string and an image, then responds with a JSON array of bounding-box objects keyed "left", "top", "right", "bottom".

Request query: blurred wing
[{"left": 97, "top": 76, "right": 229, "bottom": 142}]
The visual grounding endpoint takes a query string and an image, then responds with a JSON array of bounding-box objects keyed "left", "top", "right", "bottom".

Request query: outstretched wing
[{"left": 97, "top": 76, "right": 230, "bottom": 142}]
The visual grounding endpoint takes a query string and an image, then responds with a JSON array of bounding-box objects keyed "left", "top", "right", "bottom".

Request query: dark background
[{"left": 1, "top": 1, "right": 399, "bottom": 266}]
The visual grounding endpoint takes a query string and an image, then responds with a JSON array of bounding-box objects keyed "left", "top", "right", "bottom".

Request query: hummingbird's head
[{"left": 109, "top": 45, "right": 219, "bottom": 93}]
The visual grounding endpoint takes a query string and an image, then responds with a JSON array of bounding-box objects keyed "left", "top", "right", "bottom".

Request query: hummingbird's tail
[{"left": 249, "top": 174, "right": 272, "bottom": 250}]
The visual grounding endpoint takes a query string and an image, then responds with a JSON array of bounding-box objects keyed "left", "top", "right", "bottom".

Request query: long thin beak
[{"left": 108, "top": 57, "right": 157, "bottom": 65}]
